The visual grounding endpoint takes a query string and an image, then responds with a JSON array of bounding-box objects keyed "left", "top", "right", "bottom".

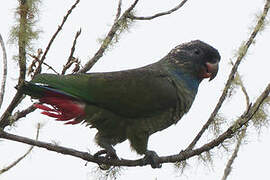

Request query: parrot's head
[{"left": 168, "top": 40, "right": 221, "bottom": 81}]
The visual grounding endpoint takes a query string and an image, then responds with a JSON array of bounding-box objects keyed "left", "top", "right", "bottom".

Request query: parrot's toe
[
  {"left": 143, "top": 150, "right": 162, "bottom": 168},
  {"left": 94, "top": 149, "right": 119, "bottom": 171},
  {"left": 94, "top": 149, "right": 118, "bottom": 159},
  {"left": 93, "top": 149, "right": 107, "bottom": 158}
]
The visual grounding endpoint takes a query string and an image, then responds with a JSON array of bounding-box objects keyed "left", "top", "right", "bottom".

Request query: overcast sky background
[{"left": 1, "top": 0, "right": 270, "bottom": 179}]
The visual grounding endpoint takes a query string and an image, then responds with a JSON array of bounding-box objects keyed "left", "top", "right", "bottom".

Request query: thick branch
[
  {"left": 186, "top": 0, "right": 270, "bottom": 150},
  {"left": 78, "top": 0, "right": 139, "bottom": 73},
  {"left": 0, "top": 82, "right": 268, "bottom": 168},
  {"left": 0, "top": 34, "right": 7, "bottom": 109},
  {"left": 33, "top": 0, "right": 80, "bottom": 77},
  {"left": 0, "top": 0, "right": 29, "bottom": 128},
  {"left": 128, "top": 0, "right": 188, "bottom": 20}
]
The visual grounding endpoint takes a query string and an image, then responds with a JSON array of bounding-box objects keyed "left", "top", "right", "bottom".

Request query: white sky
[{"left": 0, "top": 0, "right": 270, "bottom": 179}]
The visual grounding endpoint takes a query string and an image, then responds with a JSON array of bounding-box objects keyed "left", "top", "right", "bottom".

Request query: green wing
[{"left": 31, "top": 65, "right": 177, "bottom": 118}]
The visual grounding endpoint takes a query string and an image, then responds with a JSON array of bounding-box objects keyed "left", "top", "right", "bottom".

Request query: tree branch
[
  {"left": 186, "top": 0, "right": 270, "bottom": 151},
  {"left": 61, "top": 29, "right": 82, "bottom": 75},
  {"left": 0, "top": 34, "right": 7, "bottom": 109},
  {"left": 0, "top": 82, "right": 268, "bottom": 168},
  {"left": 236, "top": 72, "right": 250, "bottom": 107},
  {"left": 128, "top": 0, "right": 188, "bottom": 20},
  {"left": 0, "top": 0, "right": 80, "bottom": 128},
  {"left": 28, "top": 49, "right": 59, "bottom": 75},
  {"left": 78, "top": 0, "right": 139, "bottom": 73},
  {"left": 221, "top": 126, "right": 247, "bottom": 180},
  {"left": 221, "top": 71, "right": 250, "bottom": 180},
  {"left": 114, "top": 0, "right": 122, "bottom": 22},
  {"left": 0, "top": 123, "right": 40, "bottom": 175},
  {"left": 9, "top": 104, "right": 36, "bottom": 123},
  {"left": 33, "top": 0, "right": 80, "bottom": 77},
  {"left": 0, "top": 0, "right": 29, "bottom": 128}
]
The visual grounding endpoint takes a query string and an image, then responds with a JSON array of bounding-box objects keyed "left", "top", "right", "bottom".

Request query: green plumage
[
  {"left": 28, "top": 64, "right": 183, "bottom": 154},
  {"left": 30, "top": 64, "right": 177, "bottom": 118},
  {"left": 22, "top": 40, "right": 221, "bottom": 168}
]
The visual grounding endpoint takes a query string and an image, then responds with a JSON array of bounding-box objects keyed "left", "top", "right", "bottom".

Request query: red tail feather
[
  {"left": 34, "top": 91, "right": 85, "bottom": 125},
  {"left": 35, "top": 104, "right": 57, "bottom": 112}
]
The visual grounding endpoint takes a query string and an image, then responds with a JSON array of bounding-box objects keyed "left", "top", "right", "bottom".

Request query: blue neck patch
[{"left": 171, "top": 69, "right": 200, "bottom": 93}]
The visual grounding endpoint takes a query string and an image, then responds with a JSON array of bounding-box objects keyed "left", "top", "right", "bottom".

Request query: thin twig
[
  {"left": 28, "top": 51, "right": 59, "bottom": 75},
  {"left": 221, "top": 70, "right": 250, "bottom": 180},
  {"left": 0, "top": 82, "right": 268, "bottom": 168},
  {"left": 32, "top": 0, "right": 80, "bottom": 77},
  {"left": 237, "top": 72, "right": 250, "bottom": 107},
  {"left": 78, "top": 0, "right": 139, "bottom": 73},
  {"left": 114, "top": 0, "right": 122, "bottom": 22},
  {"left": 28, "top": 48, "right": 43, "bottom": 76},
  {"left": 43, "top": 62, "right": 60, "bottom": 75},
  {"left": 9, "top": 104, "right": 36, "bottom": 123},
  {"left": 221, "top": 126, "right": 247, "bottom": 180},
  {"left": 0, "top": 34, "right": 7, "bottom": 109},
  {"left": 0, "top": 123, "right": 41, "bottom": 175},
  {"left": 62, "top": 29, "right": 82, "bottom": 75},
  {"left": 128, "top": 0, "right": 188, "bottom": 20},
  {"left": 186, "top": 0, "right": 270, "bottom": 151},
  {"left": 67, "top": 29, "right": 81, "bottom": 63}
]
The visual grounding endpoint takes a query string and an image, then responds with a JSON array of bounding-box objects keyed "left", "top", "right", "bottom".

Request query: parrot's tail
[{"left": 21, "top": 82, "right": 86, "bottom": 125}]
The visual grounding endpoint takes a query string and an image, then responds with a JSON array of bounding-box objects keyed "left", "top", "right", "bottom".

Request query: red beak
[{"left": 200, "top": 62, "right": 219, "bottom": 81}]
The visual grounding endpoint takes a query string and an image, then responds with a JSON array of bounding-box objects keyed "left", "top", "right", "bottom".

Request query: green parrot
[{"left": 21, "top": 40, "right": 220, "bottom": 168}]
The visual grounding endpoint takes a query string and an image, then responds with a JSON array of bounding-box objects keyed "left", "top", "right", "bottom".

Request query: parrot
[{"left": 21, "top": 40, "right": 220, "bottom": 168}]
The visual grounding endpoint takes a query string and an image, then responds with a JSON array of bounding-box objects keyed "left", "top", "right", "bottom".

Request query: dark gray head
[{"left": 168, "top": 40, "right": 221, "bottom": 81}]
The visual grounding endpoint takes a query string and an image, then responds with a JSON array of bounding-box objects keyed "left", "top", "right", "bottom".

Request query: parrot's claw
[
  {"left": 94, "top": 149, "right": 119, "bottom": 160},
  {"left": 94, "top": 150, "right": 107, "bottom": 158},
  {"left": 143, "top": 150, "right": 162, "bottom": 168},
  {"left": 94, "top": 149, "right": 119, "bottom": 171}
]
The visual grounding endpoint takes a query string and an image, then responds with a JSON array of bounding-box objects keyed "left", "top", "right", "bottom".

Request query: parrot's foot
[
  {"left": 94, "top": 149, "right": 118, "bottom": 160},
  {"left": 143, "top": 150, "right": 162, "bottom": 168},
  {"left": 94, "top": 149, "right": 119, "bottom": 170}
]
